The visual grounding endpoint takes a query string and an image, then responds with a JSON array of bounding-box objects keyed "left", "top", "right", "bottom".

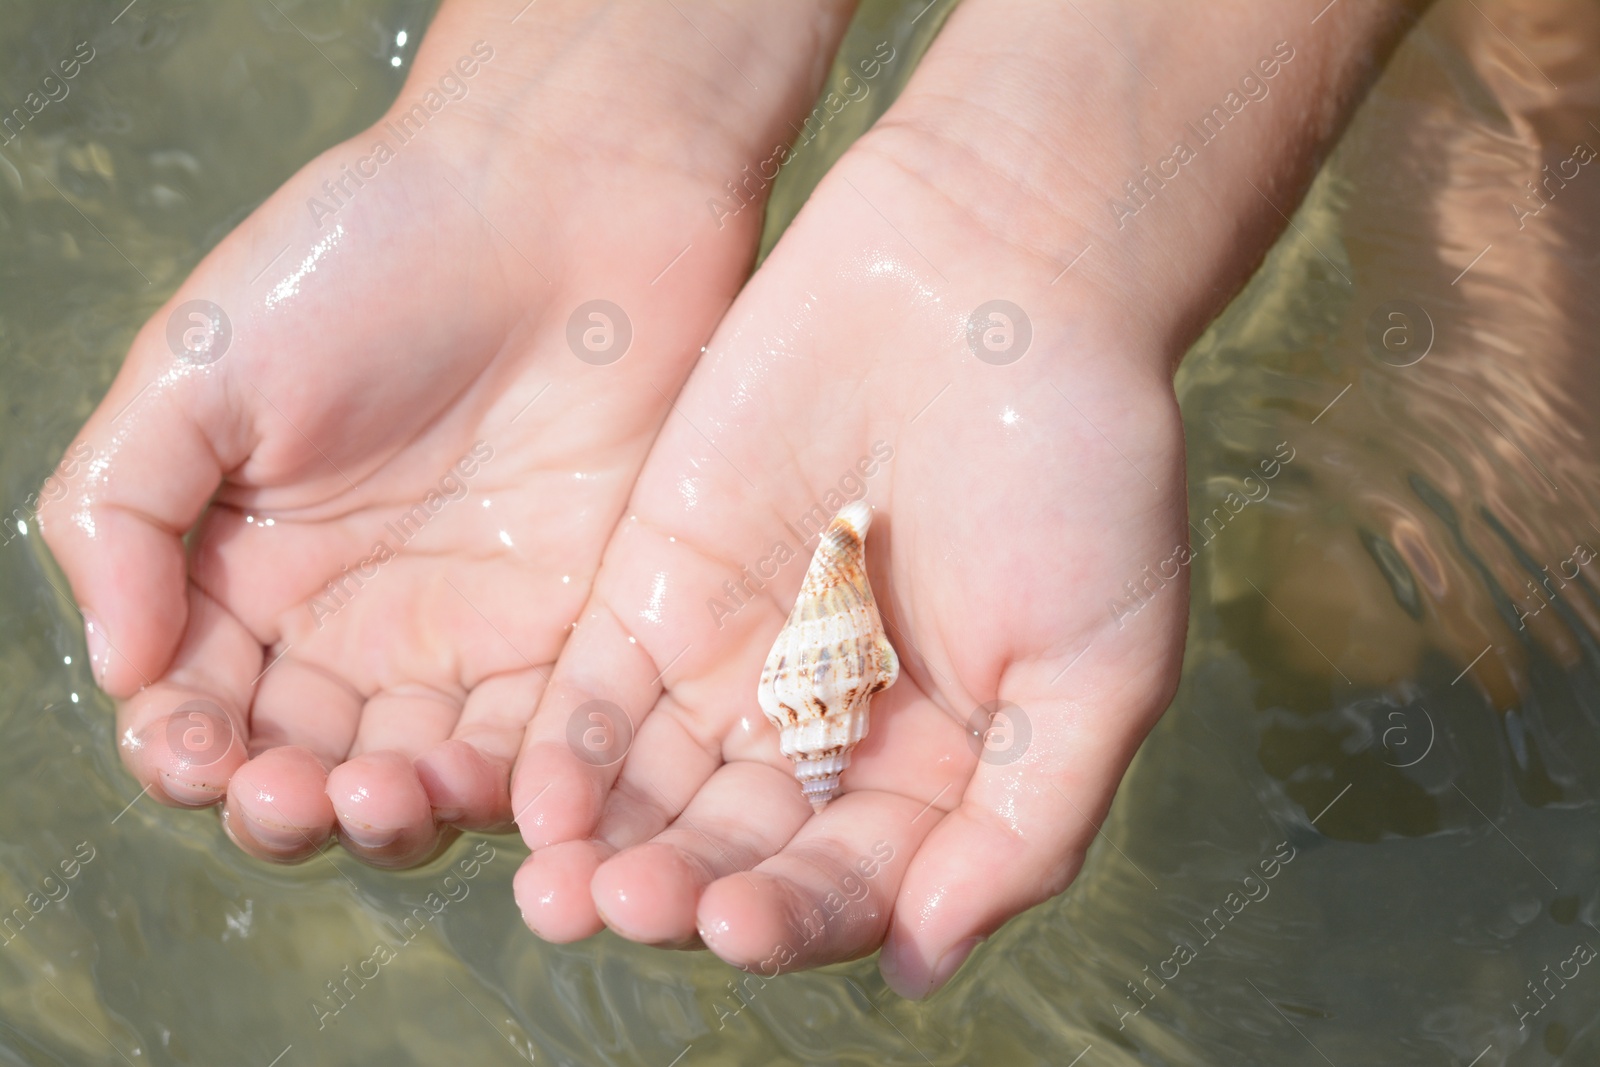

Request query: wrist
[
  {"left": 857, "top": 0, "right": 1431, "bottom": 368},
  {"left": 379, "top": 0, "right": 858, "bottom": 209}
]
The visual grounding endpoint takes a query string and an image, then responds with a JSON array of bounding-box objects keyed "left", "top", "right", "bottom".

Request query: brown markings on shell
[
  {"left": 783, "top": 518, "right": 878, "bottom": 701},
  {"left": 762, "top": 511, "right": 889, "bottom": 725},
  {"left": 827, "top": 516, "right": 862, "bottom": 555},
  {"left": 795, "top": 517, "right": 869, "bottom": 612},
  {"left": 811, "top": 643, "right": 832, "bottom": 690}
]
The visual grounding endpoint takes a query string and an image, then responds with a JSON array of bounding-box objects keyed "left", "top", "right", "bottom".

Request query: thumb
[{"left": 38, "top": 293, "right": 244, "bottom": 697}]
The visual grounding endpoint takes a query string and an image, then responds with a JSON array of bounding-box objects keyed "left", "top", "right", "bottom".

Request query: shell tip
[
  {"left": 809, "top": 796, "right": 829, "bottom": 814},
  {"left": 836, "top": 500, "right": 872, "bottom": 538}
]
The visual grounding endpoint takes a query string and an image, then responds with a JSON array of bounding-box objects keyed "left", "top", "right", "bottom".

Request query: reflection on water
[{"left": 2, "top": 0, "right": 1599, "bottom": 1063}]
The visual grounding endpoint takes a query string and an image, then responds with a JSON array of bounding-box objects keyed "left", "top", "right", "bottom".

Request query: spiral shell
[{"left": 757, "top": 501, "right": 899, "bottom": 812}]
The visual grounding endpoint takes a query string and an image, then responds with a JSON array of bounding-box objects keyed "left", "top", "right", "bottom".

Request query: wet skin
[
  {"left": 42, "top": 0, "right": 1429, "bottom": 999},
  {"left": 39, "top": 0, "right": 860, "bottom": 866}
]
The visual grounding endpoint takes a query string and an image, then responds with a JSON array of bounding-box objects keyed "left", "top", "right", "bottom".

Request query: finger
[
  {"left": 326, "top": 751, "right": 442, "bottom": 867},
  {"left": 695, "top": 791, "right": 930, "bottom": 973},
  {"left": 115, "top": 585, "right": 260, "bottom": 806},
  {"left": 221, "top": 746, "right": 335, "bottom": 861},
  {"left": 514, "top": 840, "right": 613, "bottom": 943},
  {"left": 224, "top": 654, "right": 359, "bottom": 862},
  {"left": 415, "top": 669, "right": 544, "bottom": 831},
  {"left": 415, "top": 740, "right": 508, "bottom": 831},
  {"left": 591, "top": 759, "right": 810, "bottom": 947},
  {"left": 591, "top": 691, "right": 725, "bottom": 846},
  {"left": 512, "top": 502, "right": 781, "bottom": 850},
  {"left": 322, "top": 689, "right": 461, "bottom": 859},
  {"left": 880, "top": 680, "right": 1167, "bottom": 999},
  {"left": 514, "top": 694, "right": 725, "bottom": 941},
  {"left": 37, "top": 302, "right": 244, "bottom": 698},
  {"left": 347, "top": 689, "right": 461, "bottom": 758},
  {"left": 511, "top": 598, "right": 663, "bottom": 849},
  {"left": 248, "top": 656, "right": 364, "bottom": 764}
]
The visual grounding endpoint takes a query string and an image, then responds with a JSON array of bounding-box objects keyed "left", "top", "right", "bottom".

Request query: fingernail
[
  {"left": 236, "top": 792, "right": 313, "bottom": 851},
  {"left": 340, "top": 821, "right": 400, "bottom": 850},
  {"left": 83, "top": 613, "right": 110, "bottom": 683},
  {"left": 878, "top": 945, "right": 917, "bottom": 998},
  {"left": 159, "top": 770, "right": 223, "bottom": 806},
  {"left": 929, "top": 937, "right": 985, "bottom": 993}
]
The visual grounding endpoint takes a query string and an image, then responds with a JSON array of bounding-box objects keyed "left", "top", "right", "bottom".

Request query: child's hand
[
  {"left": 37, "top": 0, "right": 855, "bottom": 867},
  {"left": 510, "top": 134, "right": 1188, "bottom": 986},
  {"left": 509, "top": 0, "right": 1425, "bottom": 994}
]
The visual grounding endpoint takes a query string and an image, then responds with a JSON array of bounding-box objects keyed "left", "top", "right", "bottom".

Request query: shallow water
[{"left": 4, "top": 1, "right": 1600, "bottom": 1064}]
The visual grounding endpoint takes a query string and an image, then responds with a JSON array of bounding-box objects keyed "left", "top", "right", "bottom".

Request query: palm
[
  {"left": 512, "top": 150, "right": 1189, "bottom": 991},
  {"left": 42, "top": 112, "right": 759, "bottom": 866}
]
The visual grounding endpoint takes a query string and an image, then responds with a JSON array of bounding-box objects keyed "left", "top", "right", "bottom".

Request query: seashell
[{"left": 757, "top": 501, "right": 899, "bottom": 812}]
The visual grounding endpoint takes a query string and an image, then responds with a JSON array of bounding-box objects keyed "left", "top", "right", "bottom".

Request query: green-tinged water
[{"left": 4, "top": 1, "right": 1600, "bottom": 1063}]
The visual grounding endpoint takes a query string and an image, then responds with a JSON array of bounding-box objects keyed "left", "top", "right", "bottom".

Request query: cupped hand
[
  {"left": 39, "top": 0, "right": 853, "bottom": 867},
  {"left": 510, "top": 139, "right": 1190, "bottom": 994},
  {"left": 505, "top": 0, "right": 1425, "bottom": 1001}
]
